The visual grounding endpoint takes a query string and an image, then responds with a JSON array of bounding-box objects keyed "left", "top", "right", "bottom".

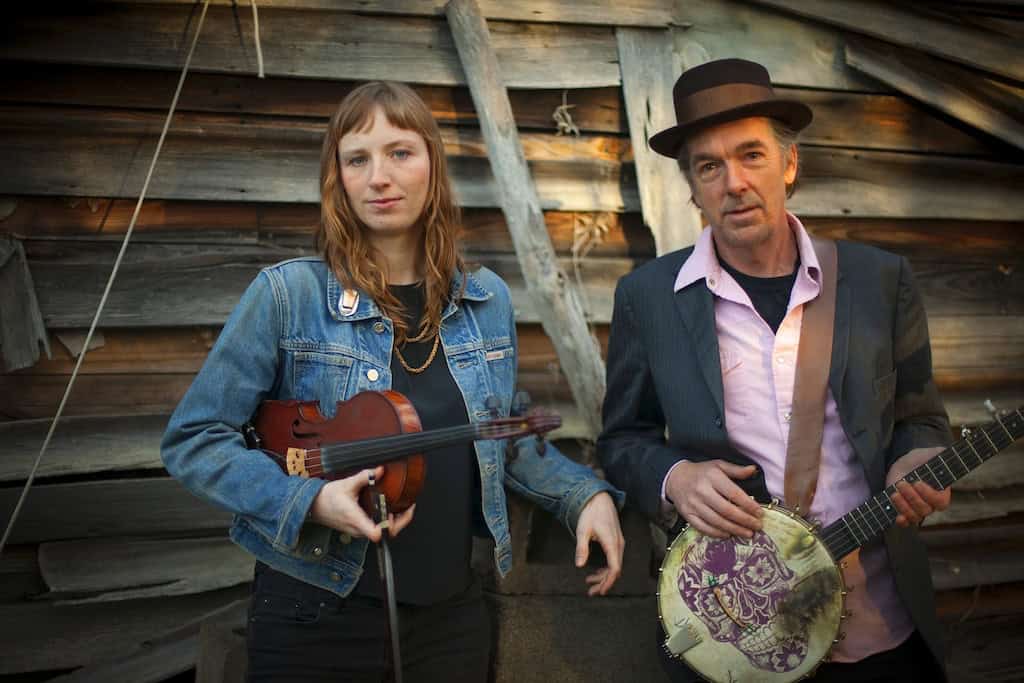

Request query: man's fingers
[{"left": 683, "top": 512, "right": 729, "bottom": 539}]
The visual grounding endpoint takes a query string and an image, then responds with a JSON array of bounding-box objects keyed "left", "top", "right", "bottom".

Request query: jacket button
[
  {"left": 367, "top": 369, "right": 379, "bottom": 382},
  {"left": 312, "top": 545, "right": 323, "bottom": 556},
  {"left": 373, "top": 321, "right": 385, "bottom": 333},
  {"left": 714, "top": 416, "right": 723, "bottom": 428},
  {"left": 330, "top": 572, "right": 341, "bottom": 582}
]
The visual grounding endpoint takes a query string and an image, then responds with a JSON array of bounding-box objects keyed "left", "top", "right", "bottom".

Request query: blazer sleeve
[
  {"left": 886, "top": 255, "right": 952, "bottom": 469},
  {"left": 597, "top": 277, "right": 685, "bottom": 523}
]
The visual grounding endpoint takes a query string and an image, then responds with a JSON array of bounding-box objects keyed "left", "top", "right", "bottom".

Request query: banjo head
[{"left": 658, "top": 505, "right": 844, "bottom": 683}]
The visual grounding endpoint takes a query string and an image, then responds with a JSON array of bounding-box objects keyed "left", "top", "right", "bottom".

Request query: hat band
[{"left": 678, "top": 82, "right": 777, "bottom": 124}]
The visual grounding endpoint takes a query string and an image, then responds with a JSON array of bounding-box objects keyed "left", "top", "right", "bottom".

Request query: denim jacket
[{"left": 161, "top": 257, "right": 622, "bottom": 596}]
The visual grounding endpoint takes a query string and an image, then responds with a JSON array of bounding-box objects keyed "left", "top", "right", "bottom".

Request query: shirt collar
[
  {"left": 673, "top": 212, "right": 822, "bottom": 296},
  {"left": 326, "top": 266, "right": 492, "bottom": 322}
]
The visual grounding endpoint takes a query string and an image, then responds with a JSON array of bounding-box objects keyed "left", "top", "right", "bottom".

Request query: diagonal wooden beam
[
  {"left": 445, "top": 0, "right": 605, "bottom": 439},
  {"left": 844, "top": 40, "right": 1024, "bottom": 152},
  {"left": 616, "top": 28, "right": 703, "bottom": 255},
  {"left": 747, "top": 0, "right": 1024, "bottom": 84}
]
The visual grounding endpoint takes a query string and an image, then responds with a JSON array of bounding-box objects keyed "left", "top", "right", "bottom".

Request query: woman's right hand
[{"left": 307, "top": 466, "right": 416, "bottom": 542}]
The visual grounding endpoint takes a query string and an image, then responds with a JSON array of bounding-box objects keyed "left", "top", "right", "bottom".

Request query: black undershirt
[
  {"left": 719, "top": 257, "right": 799, "bottom": 334},
  {"left": 354, "top": 283, "right": 475, "bottom": 605}
]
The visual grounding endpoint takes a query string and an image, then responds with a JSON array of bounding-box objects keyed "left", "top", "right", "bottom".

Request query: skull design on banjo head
[{"left": 658, "top": 503, "right": 845, "bottom": 683}]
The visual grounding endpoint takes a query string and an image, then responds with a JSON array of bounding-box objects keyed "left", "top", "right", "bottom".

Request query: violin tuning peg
[
  {"left": 484, "top": 395, "right": 502, "bottom": 419},
  {"left": 511, "top": 391, "right": 532, "bottom": 417}
]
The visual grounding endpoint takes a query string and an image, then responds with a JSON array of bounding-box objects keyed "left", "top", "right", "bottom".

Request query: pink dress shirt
[{"left": 666, "top": 213, "right": 913, "bottom": 662}]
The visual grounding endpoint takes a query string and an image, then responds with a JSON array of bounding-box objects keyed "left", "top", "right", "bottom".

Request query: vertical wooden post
[
  {"left": 617, "top": 28, "right": 703, "bottom": 255},
  {"left": 446, "top": 0, "right": 605, "bottom": 439},
  {"left": 0, "top": 235, "right": 50, "bottom": 372}
]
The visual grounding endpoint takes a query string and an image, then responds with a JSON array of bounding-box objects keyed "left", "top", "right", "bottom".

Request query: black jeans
[
  {"left": 659, "top": 629, "right": 940, "bottom": 683},
  {"left": 247, "top": 562, "right": 491, "bottom": 682}
]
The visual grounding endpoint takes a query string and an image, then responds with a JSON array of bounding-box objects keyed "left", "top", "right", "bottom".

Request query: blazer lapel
[{"left": 674, "top": 284, "right": 725, "bottom": 415}]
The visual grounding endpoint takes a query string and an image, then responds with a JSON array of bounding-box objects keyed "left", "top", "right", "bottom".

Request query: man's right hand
[
  {"left": 665, "top": 460, "right": 763, "bottom": 538},
  {"left": 307, "top": 466, "right": 416, "bottom": 543}
]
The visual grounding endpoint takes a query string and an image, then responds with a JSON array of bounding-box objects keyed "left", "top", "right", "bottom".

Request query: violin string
[{"left": 0, "top": 1, "right": 213, "bottom": 557}]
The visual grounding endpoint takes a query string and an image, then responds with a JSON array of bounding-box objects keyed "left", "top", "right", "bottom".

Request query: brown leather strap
[{"left": 783, "top": 237, "right": 838, "bottom": 516}]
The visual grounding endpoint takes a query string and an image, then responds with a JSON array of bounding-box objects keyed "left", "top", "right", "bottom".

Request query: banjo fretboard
[{"left": 820, "top": 408, "right": 1023, "bottom": 559}]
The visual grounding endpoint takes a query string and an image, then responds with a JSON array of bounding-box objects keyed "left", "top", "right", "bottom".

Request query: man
[{"left": 598, "top": 58, "right": 952, "bottom": 682}]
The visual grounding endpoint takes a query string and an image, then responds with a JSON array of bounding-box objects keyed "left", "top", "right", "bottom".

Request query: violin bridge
[{"left": 285, "top": 448, "right": 310, "bottom": 477}]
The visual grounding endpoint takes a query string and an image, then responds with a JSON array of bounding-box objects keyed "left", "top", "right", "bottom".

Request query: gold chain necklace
[{"left": 394, "top": 333, "right": 440, "bottom": 374}]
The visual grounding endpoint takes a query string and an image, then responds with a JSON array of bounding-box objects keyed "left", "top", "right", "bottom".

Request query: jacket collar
[{"left": 326, "top": 266, "right": 492, "bottom": 322}]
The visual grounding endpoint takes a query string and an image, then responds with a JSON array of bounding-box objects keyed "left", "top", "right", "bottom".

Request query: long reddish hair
[{"left": 316, "top": 81, "right": 463, "bottom": 345}]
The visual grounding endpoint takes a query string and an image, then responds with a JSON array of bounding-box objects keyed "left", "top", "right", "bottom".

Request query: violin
[{"left": 244, "top": 389, "right": 561, "bottom": 514}]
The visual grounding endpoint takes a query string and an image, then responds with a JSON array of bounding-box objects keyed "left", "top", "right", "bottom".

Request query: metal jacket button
[
  {"left": 367, "top": 369, "right": 379, "bottom": 382},
  {"left": 373, "top": 321, "right": 385, "bottom": 333}
]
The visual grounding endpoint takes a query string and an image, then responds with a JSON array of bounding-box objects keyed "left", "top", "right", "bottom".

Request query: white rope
[
  {"left": 0, "top": 0, "right": 212, "bottom": 557},
  {"left": 250, "top": 0, "right": 265, "bottom": 78}
]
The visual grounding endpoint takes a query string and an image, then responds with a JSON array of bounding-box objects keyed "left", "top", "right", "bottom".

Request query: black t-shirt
[
  {"left": 354, "top": 283, "right": 476, "bottom": 605},
  {"left": 719, "top": 257, "right": 799, "bottom": 334}
]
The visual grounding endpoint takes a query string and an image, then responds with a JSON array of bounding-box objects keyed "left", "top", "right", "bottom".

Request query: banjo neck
[{"left": 820, "top": 407, "right": 1024, "bottom": 560}]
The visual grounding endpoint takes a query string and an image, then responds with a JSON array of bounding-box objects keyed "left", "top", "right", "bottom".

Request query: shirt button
[
  {"left": 373, "top": 321, "right": 385, "bottom": 333},
  {"left": 367, "top": 369, "right": 379, "bottom": 382},
  {"left": 708, "top": 278, "right": 716, "bottom": 288},
  {"left": 784, "top": 412, "right": 792, "bottom": 423},
  {"left": 776, "top": 356, "right": 786, "bottom": 365}
]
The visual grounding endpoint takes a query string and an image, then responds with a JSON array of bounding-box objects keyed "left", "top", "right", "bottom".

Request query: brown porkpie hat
[{"left": 648, "top": 58, "right": 812, "bottom": 159}]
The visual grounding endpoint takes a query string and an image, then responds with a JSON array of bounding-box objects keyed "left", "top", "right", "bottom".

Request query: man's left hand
[
  {"left": 885, "top": 446, "right": 950, "bottom": 527},
  {"left": 574, "top": 492, "right": 624, "bottom": 596}
]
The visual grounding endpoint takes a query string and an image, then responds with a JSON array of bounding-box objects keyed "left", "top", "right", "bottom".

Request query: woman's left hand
[{"left": 574, "top": 492, "right": 624, "bottom": 596}]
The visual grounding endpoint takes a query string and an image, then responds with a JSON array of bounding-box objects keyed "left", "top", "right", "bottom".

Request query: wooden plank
[
  {"left": 0, "top": 414, "right": 168, "bottom": 481},
  {"left": 931, "top": 545, "right": 1024, "bottom": 590},
  {"left": 0, "top": 111, "right": 635, "bottom": 212},
  {"left": 750, "top": 0, "right": 1024, "bottom": 84},
  {"left": 0, "top": 5, "right": 622, "bottom": 89},
  {"left": 0, "top": 478, "right": 231, "bottom": 544},
  {"left": 5, "top": 111, "right": 1021, "bottom": 218},
  {"left": 447, "top": 0, "right": 606, "bottom": 438},
  {"left": 0, "top": 236, "right": 50, "bottom": 372},
  {"left": 39, "top": 536, "right": 253, "bottom": 603},
  {"left": 845, "top": 40, "right": 1024, "bottom": 152},
  {"left": 2, "top": 322, "right": 1019, "bottom": 427},
  {"left": 6, "top": 198, "right": 1022, "bottom": 264},
  {"left": 47, "top": 598, "right": 248, "bottom": 683},
  {"left": 0, "top": 545, "right": 45, "bottom": 602},
  {"left": 927, "top": 486, "right": 1024, "bottom": 526},
  {"left": 0, "top": 65, "right": 995, "bottom": 155},
  {"left": 21, "top": 236, "right": 1024, "bottom": 325},
  {"left": 675, "top": 0, "right": 881, "bottom": 91},
  {"left": 942, "top": 613, "right": 1024, "bottom": 683},
  {"left": 0, "top": 586, "right": 248, "bottom": 675},
  {"left": 792, "top": 146, "right": 1024, "bottom": 221},
  {"left": 125, "top": 0, "right": 674, "bottom": 27},
  {"left": 617, "top": 27, "right": 702, "bottom": 255}
]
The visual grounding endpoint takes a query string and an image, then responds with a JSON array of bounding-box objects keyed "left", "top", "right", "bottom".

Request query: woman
[{"left": 161, "top": 81, "right": 624, "bottom": 682}]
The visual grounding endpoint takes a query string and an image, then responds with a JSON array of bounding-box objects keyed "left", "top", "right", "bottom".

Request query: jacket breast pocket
[
  {"left": 483, "top": 342, "right": 516, "bottom": 399},
  {"left": 292, "top": 349, "right": 355, "bottom": 415}
]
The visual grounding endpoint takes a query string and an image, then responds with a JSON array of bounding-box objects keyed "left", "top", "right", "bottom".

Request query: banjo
[{"left": 657, "top": 406, "right": 1023, "bottom": 683}]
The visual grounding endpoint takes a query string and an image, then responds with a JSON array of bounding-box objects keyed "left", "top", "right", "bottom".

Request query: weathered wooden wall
[{"left": 0, "top": 1, "right": 1022, "bottom": 681}]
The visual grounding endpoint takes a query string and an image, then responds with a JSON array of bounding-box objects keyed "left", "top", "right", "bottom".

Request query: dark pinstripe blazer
[{"left": 597, "top": 238, "right": 952, "bottom": 676}]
